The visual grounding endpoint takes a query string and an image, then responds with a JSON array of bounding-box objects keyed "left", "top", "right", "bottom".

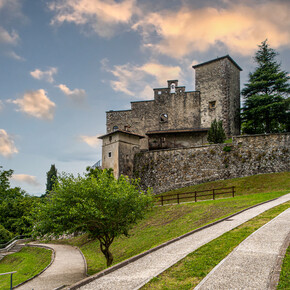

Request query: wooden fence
[{"left": 155, "top": 186, "right": 235, "bottom": 206}]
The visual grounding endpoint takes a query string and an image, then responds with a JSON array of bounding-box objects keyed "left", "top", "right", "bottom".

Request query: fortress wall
[{"left": 133, "top": 133, "right": 290, "bottom": 194}]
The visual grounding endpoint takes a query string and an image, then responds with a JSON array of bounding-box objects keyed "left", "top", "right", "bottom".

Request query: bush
[
  {"left": 208, "top": 119, "right": 226, "bottom": 144},
  {"left": 0, "top": 225, "right": 13, "bottom": 244}
]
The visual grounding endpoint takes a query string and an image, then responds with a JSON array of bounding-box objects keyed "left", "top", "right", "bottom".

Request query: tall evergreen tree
[
  {"left": 207, "top": 119, "right": 226, "bottom": 144},
  {"left": 241, "top": 40, "right": 290, "bottom": 134},
  {"left": 46, "top": 164, "right": 58, "bottom": 195}
]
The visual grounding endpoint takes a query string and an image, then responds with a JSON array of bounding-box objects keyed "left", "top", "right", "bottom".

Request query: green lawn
[
  {"left": 52, "top": 172, "right": 289, "bottom": 275},
  {"left": 0, "top": 247, "right": 52, "bottom": 289},
  {"left": 278, "top": 244, "right": 290, "bottom": 289},
  {"left": 142, "top": 201, "right": 290, "bottom": 289}
]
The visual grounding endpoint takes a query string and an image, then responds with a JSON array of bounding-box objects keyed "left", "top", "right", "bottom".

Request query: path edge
[
  {"left": 68, "top": 196, "right": 285, "bottom": 290},
  {"left": 14, "top": 244, "right": 55, "bottom": 289}
]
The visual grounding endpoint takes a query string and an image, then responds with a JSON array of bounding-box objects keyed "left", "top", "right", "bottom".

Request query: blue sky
[{"left": 0, "top": 0, "right": 289, "bottom": 195}]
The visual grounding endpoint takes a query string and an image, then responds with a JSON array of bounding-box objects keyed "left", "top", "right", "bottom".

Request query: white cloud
[
  {"left": 133, "top": 1, "right": 290, "bottom": 58},
  {"left": 79, "top": 134, "right": 101, "bottom": 147},
  {"left": 0, "top": 129, "right": 18, "bottom": 158},
  {"left": 7, "top": 50, "right": 25, "bottom": 61},
  {"left": 57, "top": 84, "right": 86, "bottom": 103},
  {"left": 10, "top": 89, "right": 56, "bottom": 120},
  {"left": 30, "top": 67, "right": 58, "bottom": 83},
  {"left": 49, "top": 0, "right": 136, "bottom": 37},
  {"left": 102, "top": 59, "right": 182, "bottom": 99},
  {"left": 11, "top": 174, "right": 40, "bottom": 186},
  {"left": 0, "top": 26, "right": 19, "bottom": 44}
]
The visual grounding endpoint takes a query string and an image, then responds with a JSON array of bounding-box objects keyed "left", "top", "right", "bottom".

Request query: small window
[
  {"left": 113, "top": 125, "right": 118, "bottom": 131},
  {"left": 209, "top": 101, "right": 216, "bottom": 109},
  {"left": 170, "top": 83, "right": 176, "bottom": 94},
  {"left": 108, "top": 152, "right": 112, "bottom": 158},
  {"left": 158, "top": 91, "right": 162, "bottom": 95},
  {"left": 160, "top": 113, "right": 168, "bottom": 122},
  {"left": 109, "top": 136, "right": 112, "bottom": 142}
]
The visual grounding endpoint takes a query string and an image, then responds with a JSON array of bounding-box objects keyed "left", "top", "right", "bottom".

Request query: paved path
[
  {"left": 16, "top": 244, "right": 87, "bottom": 290},
  {"left": 195, "top": 207, "right": 290, "bottom": 289},
  {"left": 72, "top": 193, "right": 290, "bottom": 290}
]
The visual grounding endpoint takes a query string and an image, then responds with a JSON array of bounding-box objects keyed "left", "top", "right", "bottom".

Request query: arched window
[{"left": 113, "top": 125, "right": 118, "bottom": 131}]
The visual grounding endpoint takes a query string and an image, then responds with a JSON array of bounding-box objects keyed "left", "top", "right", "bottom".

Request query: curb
[
  {"left": 75, "top": 246, "right": 89, "bottom": 277},
  {"left": 68, "top": 196, "right": 282, "bottom": 289},
  {"left": 14, "top": 244, "right": 55, "bottom": 289}
]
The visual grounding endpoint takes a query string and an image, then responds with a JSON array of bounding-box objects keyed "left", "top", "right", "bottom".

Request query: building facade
[{"left": 99, "top": 55, "right": 242, "bottom": 178}]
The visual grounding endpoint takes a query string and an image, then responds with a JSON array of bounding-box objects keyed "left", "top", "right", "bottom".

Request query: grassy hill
[{"left": 54, "top": 172, "right": 289, "bottom": 275}]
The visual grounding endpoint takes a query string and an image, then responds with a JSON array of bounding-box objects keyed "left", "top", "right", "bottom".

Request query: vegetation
[
  {"left": 241, "top": 40, "right": 290, "bottom": 134},
  {"left": 0, "top": 167, "right": 39, "bottom": 243},
  {"left": 50, "top": 172, "right": 289, "bottom": 275},
  {"left": 278, "top": 245, "right": 290, "bottom": 289},
  {"left": 207, "top": 119, "right": 226, "bottom": 144},
  {"left": 0, "top": 247, "right": 52, "bottom": 289},
  {"left": 143, "top": 201, "right": 290, "bottom": 289},
  {"left": 45, "top": 164, "right": 58, "bottom": 196},
  {"left": 34, "top": 168, "right": 153, "bottom": 267}
]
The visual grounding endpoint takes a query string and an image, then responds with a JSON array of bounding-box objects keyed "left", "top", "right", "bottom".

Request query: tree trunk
[{"left": 99, "top": 237, "right": 114, "bottom": 267}]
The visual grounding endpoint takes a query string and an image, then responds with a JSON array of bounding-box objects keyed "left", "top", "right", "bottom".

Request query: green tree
[
  {"left": 241, "top": 40, "right": 290, "bottom": 134},
  {"left": 45, "top": 164, "right": 58, "bottom": 195},
  {"left": 34, "top": 169, "right": 153, "bottom": 267},
  {"left": 207, "top": 119, "right": 226, "bottom": 144}
]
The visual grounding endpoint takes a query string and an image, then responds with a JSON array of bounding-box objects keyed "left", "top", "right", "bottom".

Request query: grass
[
  {"left": 0, "top": 247, "right": 52, "bottom": 289},
  {"left": 278, "top": 244, "right": 290, "bottom": 289},
  {"left": 51, "top": 172, "right": 290, "bottom": 275},
  {"left": 142, "top": 201, "right": 290, "bottom": 289}
]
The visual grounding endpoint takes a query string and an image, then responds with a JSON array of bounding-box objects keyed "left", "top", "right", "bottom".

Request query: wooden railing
[{"left": 155, "top": 186, "right": 235, "bottom": 206}]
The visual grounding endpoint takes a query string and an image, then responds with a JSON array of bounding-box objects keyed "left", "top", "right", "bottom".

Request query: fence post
[
  {"left": 177, "top": 194, "right": 179, "bottom": 204},
  {"left": 213, "top": 189, "right": 215, "bottom": 200},
  {"left": 232, "top": 186, "right": 235, "bottom": 197},
  {"left": 195, "top": 191, "right": 197, "bottom": 202},
  {"left": 161, "top": 196, "right": 163, "bottom": 206}
]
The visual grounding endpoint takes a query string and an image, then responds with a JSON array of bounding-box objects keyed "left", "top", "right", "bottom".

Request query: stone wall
[{"left": 133, "top": 133, "right": 290, "bottom": 194}]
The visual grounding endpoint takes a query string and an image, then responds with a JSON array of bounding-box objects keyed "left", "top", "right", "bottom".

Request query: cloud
[
  {"left": 49, "top": 0, "right": 136, "bottom": 37},
  {"left": 57, "top": 84, "right": 86, "bottom": 103},
  {"left": 11, "top": 174, "right": 40, "bottom": 186},
  {"left": 10, "top": 89, "right": 56, "bottom": 120},
  {"left": 0, "top": 129, "right": 18, "bottom": 158},
  {"left": 0, "top": 26, "right": 19, "bottom": 44},
  {"left": 102, "top": 59, "right": 182, "bottom": 99},
  {"left": 133, "top": 1, "right": 290, "bottom": 58},
  {"left": 79, "top": 134, "right": 101, "bottom": 147},
  {"left": 6, "top": 50, "right": 25, "bottom": 61},
  {"left": 30, "top": 67, "right": 58, "bottom": 83}
]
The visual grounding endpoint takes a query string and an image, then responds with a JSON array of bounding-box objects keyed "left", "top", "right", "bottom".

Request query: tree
[
  {"left": 241, "top": 40, "right": 290, "bottom": 134},
  {"left": 207, "top": 119, "right": 226, "bottom": 144},
  {"left": 34, "top": 169, "right": 153, "bottom": 267},
  {"left": 45, "top": 164, "right": 58, "bottom": 195}
]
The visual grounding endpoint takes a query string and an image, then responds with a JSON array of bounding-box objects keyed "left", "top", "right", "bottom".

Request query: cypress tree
[
  {"left": 207, "top": 119, "right": 226, "bottom": 144},
  {"left": 241, "top": 40, "right": 290, "bottom": 134},
  {"left": 46, "top": 164, "right": 57, "bottom": 195}
]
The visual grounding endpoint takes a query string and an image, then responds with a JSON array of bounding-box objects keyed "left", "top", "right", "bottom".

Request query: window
[
  {"left": 113, "top": 125, "right": 118, "bottom": 131},
  {"left": 109, "top": 136, "right": 112, "bottom": 142},
  {"left": 158, "top": 91, "right": 162, "bottom": 95},
  {"left": 170, "top": 83, "right": 176, "bottom": 93},
  {"left": 160, "top": 113, "right": 168, "bottom": 122},
  {"left": 209, "top": 101, "right": 216, "bottom": 109},
  {"left": 108, "top": 152, "right": 112, "bottom": 158}
]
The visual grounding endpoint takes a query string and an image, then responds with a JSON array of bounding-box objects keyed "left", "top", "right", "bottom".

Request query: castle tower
[{"left": 193, "top": 55, "right": 242, "bottom": 136}]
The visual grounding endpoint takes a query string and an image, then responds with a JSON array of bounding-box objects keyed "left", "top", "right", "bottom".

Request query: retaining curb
[{"left": 68, "top": 196, "right": 282, "bottom": 290}]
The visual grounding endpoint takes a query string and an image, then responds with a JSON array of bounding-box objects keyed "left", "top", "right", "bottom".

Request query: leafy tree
[
  {"left": 45, "top": 164, "right": 58, "bottom": 195},
  {"left": 34, "top": 169, "right": 153, "bottom": 267},
  {"left": 207, "top": 119, "right": 226, "bottom": 144},
  {"left": 241, "top": 40, "right": 290, "bottom": 134}
]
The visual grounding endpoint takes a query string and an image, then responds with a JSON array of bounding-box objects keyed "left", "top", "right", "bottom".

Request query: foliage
[
  {"left": 34, "top": 169, "right": 153, "bottom": 267},
  {"left": 278, "top": 245, "right": 290, "bottom": 289},
  {"left": 207, "top": 119, "right": 226, "bottom": 144},
  {"left": 0, "top": 247, "right": 52, "bottom": 289},
  {"left": 0, "top": 224, "right": 13, "bottom": 244},
  {"left": 241, "top": 40, "right": 290, "bottom": 134},
  {"left": 45, "top": 164, "right": 58, "bottom": 196},
  {"left": 0, "top": 166, "right": 38, "bottom": 237}
]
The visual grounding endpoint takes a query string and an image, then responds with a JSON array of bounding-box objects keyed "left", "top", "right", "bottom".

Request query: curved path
[
  {"left": 16, "top": 243, "right": 86, "bottom": 290},
  {"left": 70, "top": 193, "right": 290, "bottom": 290}
]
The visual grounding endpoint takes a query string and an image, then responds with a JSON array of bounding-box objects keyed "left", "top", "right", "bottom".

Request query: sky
[{"left": 0, "top": 0, "right": 289, "bottom": 196}]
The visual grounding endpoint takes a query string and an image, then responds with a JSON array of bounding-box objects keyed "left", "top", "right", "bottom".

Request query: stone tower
[{"left": 193, "top": 55, "right": 242, "bottom": 136}]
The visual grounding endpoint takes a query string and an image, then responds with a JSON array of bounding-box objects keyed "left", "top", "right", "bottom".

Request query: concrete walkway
[
  {"left": 71, "top": 193, "right": 290, "bottom": 290},
  {"left": 195, "top": 207, "right": 290, "bottom": 289},
  {"left": 16, "top": 244, "right": 87, "bottom": 290}
]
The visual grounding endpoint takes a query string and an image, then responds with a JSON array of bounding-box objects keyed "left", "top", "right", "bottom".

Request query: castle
[{"left": 99, "top": 55, "right": 242, "bottom": 178}]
